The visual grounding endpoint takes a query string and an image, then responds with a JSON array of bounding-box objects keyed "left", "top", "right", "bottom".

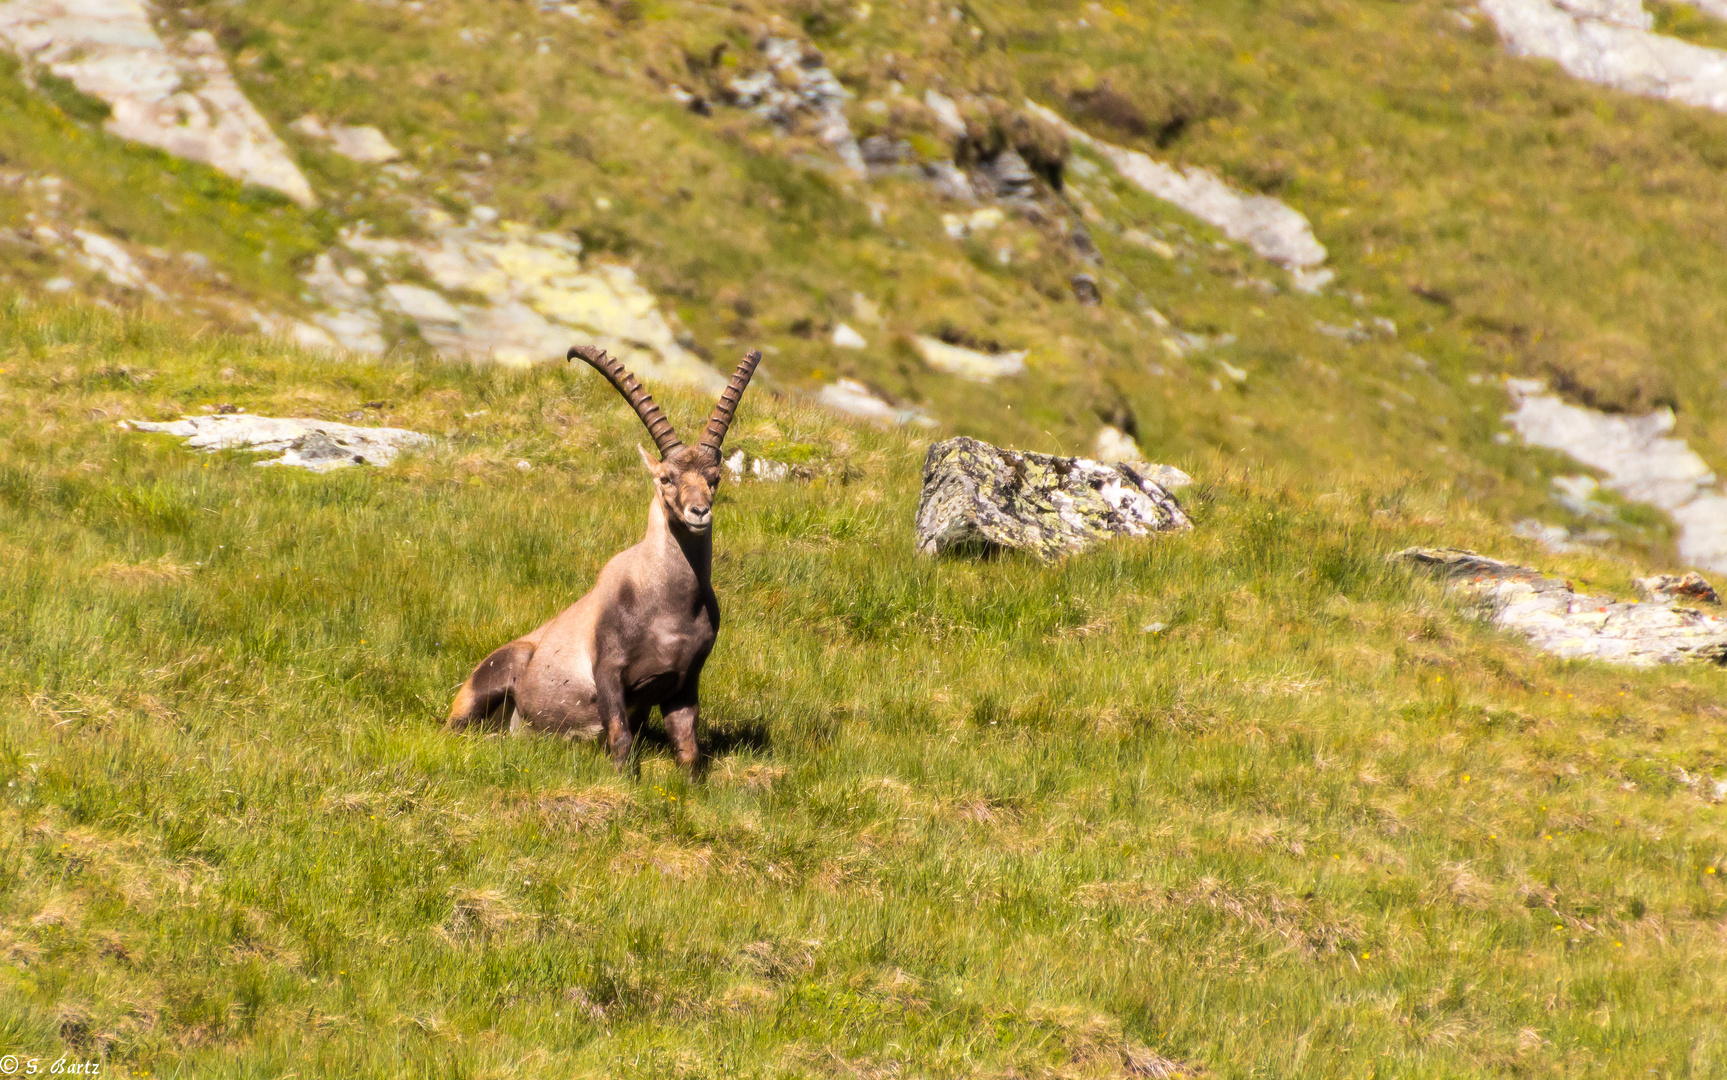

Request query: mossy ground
[{"left": 2, "top": 301, "right": 1725, "bottom": 1077}]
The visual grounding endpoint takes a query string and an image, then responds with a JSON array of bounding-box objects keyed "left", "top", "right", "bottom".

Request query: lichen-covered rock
[
  {"left": 916, "top": 437, "right": 1192, "bottom": 561},
  {"left": 1397, "top": 547, "right": 1727, "bottom": 666}
]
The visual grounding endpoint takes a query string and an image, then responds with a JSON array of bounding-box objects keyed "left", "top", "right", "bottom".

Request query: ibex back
[{"left": 446, "top": 345, "right": 763, "bottom": 773}]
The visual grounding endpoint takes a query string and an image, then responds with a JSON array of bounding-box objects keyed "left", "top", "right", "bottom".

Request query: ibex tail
[{"left": 446, "top": 640, "right": 536, "bottom": 730}]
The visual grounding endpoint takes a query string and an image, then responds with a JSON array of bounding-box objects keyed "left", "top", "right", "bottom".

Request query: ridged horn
[
  {"left": 569, "top": 344, "right": 683, "bottom": 458},
  {"left": 697, "top": 349, "right": 763, "bottom": 458}
]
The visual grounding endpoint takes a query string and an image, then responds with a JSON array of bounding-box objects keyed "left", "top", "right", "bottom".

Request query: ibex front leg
[
  {"left": 662, "top": 681, "right": 703, "bottom": 777},
  {"left": 594, "top": 665, "right": 635, "bottom": 773}
]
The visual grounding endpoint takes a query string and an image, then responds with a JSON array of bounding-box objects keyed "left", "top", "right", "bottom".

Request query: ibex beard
[{"left": 446, "top": 344, "right": 763, "bottom": 775}]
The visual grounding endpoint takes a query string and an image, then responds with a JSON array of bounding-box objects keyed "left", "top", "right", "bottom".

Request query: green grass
[{"left": 2, "top": 301, "right": 1725, "bottom": 1077}]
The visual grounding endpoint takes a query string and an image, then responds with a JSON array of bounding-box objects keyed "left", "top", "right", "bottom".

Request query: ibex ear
[{"left": 637, "top": 443, "right": 663, "bottom": 476}]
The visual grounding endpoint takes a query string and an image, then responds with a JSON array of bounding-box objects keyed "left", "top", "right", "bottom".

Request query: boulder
[
  {"left": 1396, "top": 547, "right": 1727, "bottom": 666},
  {"left": 915, "top": 437, "right": 1192, "bottom": 561}
]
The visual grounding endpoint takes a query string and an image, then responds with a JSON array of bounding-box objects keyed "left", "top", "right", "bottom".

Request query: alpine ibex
[{"left": 447, "top": 344, "right": 763, "bottom": 773}]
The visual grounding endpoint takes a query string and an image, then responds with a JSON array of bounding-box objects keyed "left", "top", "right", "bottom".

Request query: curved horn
[
  {"left": 569, "top": 344, "right": 682, "bottom": 458},
  {"left": 697, "top": 349, "right": 763, "bottom": 458}
]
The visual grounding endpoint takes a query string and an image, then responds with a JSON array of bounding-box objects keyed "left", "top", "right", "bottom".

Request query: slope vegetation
[{"left": 0, "top": 301, "right": 1723, "bottom": 1077}]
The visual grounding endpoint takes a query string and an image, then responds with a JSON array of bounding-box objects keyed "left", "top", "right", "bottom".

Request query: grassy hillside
[
  {"left": 2, "top": 300, "right": 1724, "bottom": 1077},
  {"left": 13, "top": 0, "right": 1727, "bottom": 575}
]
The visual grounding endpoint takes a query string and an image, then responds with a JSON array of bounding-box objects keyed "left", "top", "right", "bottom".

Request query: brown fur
[{"left": 446, "top": 348, "right": 760, "bottom": 774}]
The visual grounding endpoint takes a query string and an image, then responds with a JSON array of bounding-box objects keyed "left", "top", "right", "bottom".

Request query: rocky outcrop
[
  {"left": 124, "top": 415, "right": 431, "bottom": 472},
  {"left": 329, "top": 210, "right": 725, "bottom": 391},
  {"left": 1504, "top": 379, "right": 1727, "bottom": 572},
  {"left": 728, "top": 37, "right": 865, "bottom": 176},
  {"left": 1480, "top": 0, "right": 1727, "bottom": 113},
  {"left": 1023, "top": 100, "right": 1330, "bottom": 289},
  {"left": 915, "top": 436, "right": 1192, "bottom": 561},
  {"left": 0, "top": 0, "right": 315, "bottom": 206},
  {"left": 1397, "top": 547, "right": 1727, "bottom": 666}
]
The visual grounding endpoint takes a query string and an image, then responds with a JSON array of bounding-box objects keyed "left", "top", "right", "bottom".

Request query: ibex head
[{"left": 569, "top": 345, "right": 764, "bottom": 536}]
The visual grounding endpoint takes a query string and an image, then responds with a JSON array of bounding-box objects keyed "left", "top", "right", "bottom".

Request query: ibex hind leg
[{"left": 447, "top": 641, "right": 537, "bottom": 730}]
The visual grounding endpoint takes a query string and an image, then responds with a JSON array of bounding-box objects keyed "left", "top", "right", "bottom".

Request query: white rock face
[
  {"left": 816, "top": 379, "right": 936, "bottom": 427},
  {"left": 1024, "top": 100, "right": 1328, "bottom": 278},
  {"left": 124, "top": 415, "right": 432, "bottom": 472},
  {"left": 1505, "top": 379, "right": 1727, "bottom": 572},
  {"left": 0, "top": 0, "right": 315, "bottom": 206},
  {"left": 1399, "top": 547, "right": 1727, "bottom": 667},
  {"left": 913, "top": 335, "right": 1027, "bottom": 382},
  {"left": 1481, "top": 0, "right": 1727, "bottom": 112}
]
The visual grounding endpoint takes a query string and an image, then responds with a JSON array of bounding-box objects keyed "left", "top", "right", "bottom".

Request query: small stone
[
  {"left": 913, "top": 336, "right": 1027, "bottom": 382},
  {"left": 1071, "top": 273, "right": 1101, "bottom": 305},
  {"left": 832, "top": 322, "right": 868, "bottom": 349},
  {"left": 1093, "top": 425, "right": 1144, "bottom": 463},
  {"left": 1634, "top": 572, "right": 1719, "bottom": 606},
  {"left": 915, "top": 436, "right": 1192, "bottom": 561},
  {"left": 1142, "top": 622, "right": 1169, "bottom": 634},
  {"left": 816, "top": 379, "right": 936, "bottom": 427}
]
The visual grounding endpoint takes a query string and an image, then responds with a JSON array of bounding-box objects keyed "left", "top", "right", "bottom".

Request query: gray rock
[
  {"left": 1397, "top": 547, "right": 1727, "bottom": 666},
  {"left": 124, "top": 415, "right": 432, "bottom": 472},
  {"left": 916, "top": 436, "right": 1192, "bottom": 561},
  {"left": 971, "top": 148, "right": 1037, "bottom": 200},
  {"left": 1505, "top": 379, "right": 1727, "bottom": 572}
]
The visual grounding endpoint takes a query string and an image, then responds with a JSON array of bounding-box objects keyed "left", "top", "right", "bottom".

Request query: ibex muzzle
[{"left": 446, "top": 345, "right": 763, "bottom": 773}]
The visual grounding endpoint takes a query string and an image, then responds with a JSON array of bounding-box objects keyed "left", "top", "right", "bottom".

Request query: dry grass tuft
[
  {"left": 1077, "top": 876, "right": 1363, "bottom": 954},
  {"left": 1121, "top": 1045, "right": 1202, "bottom": 1078},
  {"left": 526, "top": 785, "right": 634, "bottom": 833},
  {"left": 98, "top": 556, "right": 194, "bottom": 584},
  {"left": 440, "top": 888, "right": 520, "bottom": 943}
]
